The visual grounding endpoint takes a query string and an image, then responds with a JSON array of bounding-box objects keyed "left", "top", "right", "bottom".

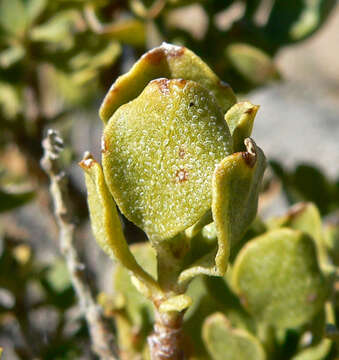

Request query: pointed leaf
[
  {"left": 232, "top": 228, "right": 329, "bottom": 328},
  {"left": 202, "top": 313, "right": 266, "bottom": 360},
  {"left": 79, "top": 154, "right": 160, "bottom": 296},
  {"left": 179, "top": 138, "right": 266, "bottom": 282},
  {"left": 102, "top": 78, "right": 233, "bottom": 243},
  {"left": 99, "top": 42, "right": 236, "bottom": 123},
  {"left": 225, "top": 102, "right": 259, "bottom": 152}
]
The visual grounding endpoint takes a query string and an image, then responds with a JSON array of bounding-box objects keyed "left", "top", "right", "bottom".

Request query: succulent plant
[
  {"left": 103, "top": 202, "right": 338, "bottom": 360},
  {"left": 80, "top": 42, "right": 266, "bottom": 359}
]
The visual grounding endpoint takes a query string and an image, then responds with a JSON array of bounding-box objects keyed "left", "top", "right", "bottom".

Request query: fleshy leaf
[
  {"left": 226, "top": 43, "right": 279, "bottom": 85},
  {"left": 267, "top": 202, "right": 331, "bottom": 272},
  {"left": 178, "top": 138, "right": 266, "bottom": 283},
  {"left": 102, "top": 78, "right": 233, "bottom": 243},
  {"left": 225, "top": 102, "right": 259, "bottom": 152},
  {"left": 99, "top": 42, "right": 236, "bottom": 123},
  {"left": 202, "top": 313, "right": 266, "bottom": 360},
  {"left": 232, "top": 228, "right": 329, "bottom": 328},
  {"left": 79, "top": 154, "right": 160, "bottom": 296}
]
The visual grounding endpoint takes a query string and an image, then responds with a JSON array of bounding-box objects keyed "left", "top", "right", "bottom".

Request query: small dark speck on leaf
[
  {"left": 245, "top": 107, "right": 254, "bottom": 114},
  {"left": 189, "top": 102, "right": 194, "bottom": 107},
  {"left": 176, "top": 168, "right": 188, "bottom": 183}
]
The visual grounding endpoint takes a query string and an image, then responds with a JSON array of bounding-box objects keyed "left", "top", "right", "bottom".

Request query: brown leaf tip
[
  {"left": 176, "top": 168, "right": 188, "bottom": 183},
  {"left": 176, "top": 78, "right": 187, "bottom": 88},
  {"left": 242, "top": 138, "right": 257, "bottom": 167},
  {"left": 153, "top": 78, "right": 170, "bottom": 95},
  {"left": 152, "top": 78, "right": 187, "bottom": 95},
  {"left": 243, "top": 103, "right": 260, "bottom": 115},
  {"left": 144, "top": 43, "right": 185, "bottom": 65},
  {"left": 144, "top": 47, "right": 165, "bottom": 65},
  {"left": 79, "top": 151, "right": 95, "bottom": 169},
  {"left": 161, "top": 42, "right": 185, "bottom": 58},
  {"left": 286, "top": 202, "right": 307, "bottom": 218}
]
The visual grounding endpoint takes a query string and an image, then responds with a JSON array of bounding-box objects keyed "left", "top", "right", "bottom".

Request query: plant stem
[{"left": 148, "top": 309, "right": 186, "bottom": 360}]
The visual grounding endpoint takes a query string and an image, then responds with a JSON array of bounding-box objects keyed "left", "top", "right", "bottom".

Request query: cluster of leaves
[
  {"left": 101, "top": 202, "right": 339, "bottom": 359},
  {"left": 79, "top": 40, "right": 338, "bottom": 360},
  {"left": 0, "top": 1, "right": 337, "bottom": 359}
]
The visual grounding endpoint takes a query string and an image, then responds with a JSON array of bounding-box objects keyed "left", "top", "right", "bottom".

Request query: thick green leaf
[
  {"left": 99, "top": 42, "right": 236, "bottom": 123},
  {"left": 79, "top": 154, "right": 160, "bottom": 297},
  {"left": 224, "top": 102, "right": 259, "bottom": 152},
  {"left": 202, "top": 313, "right": 266, "bottom": 360},
  {"left": 179, "top": 138, "right": 266, "bottom": 282},
  {"left": 232, "top": 228, "right": 329, "bottom": 329},
  {"left": 226, "top": 44, "right": 279, "bottom": 85},
  {"left": 102, "top": 78, "right": 232, "bottom": 243},
  {"left": 267, "top": 202, "right": 331, "bottom": 271}
]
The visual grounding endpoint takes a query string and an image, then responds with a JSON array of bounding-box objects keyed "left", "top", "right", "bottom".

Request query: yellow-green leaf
[
  {"left": 79, "top": 153, "right": 160, "bottom": 297},
  {"left": 202, "top": 313, "right": 266, "bottom": 360},
  {"left": 226, "top": 43, "right": 279, "bottom": 85},
  {"left": 99, "top": 42, "right": 236, "bottom": 123},
  {"left": 102, "top": 78, "right": 232, "bottom": 243},
  {"left": 225, "top": 102, "right": 259, "bottom": 152},
  {"left": 179, "top": 138, "right": 266, "bottom": 282},
  {"left": 232, "top": 228, "right": 329, "bottom": 329}
]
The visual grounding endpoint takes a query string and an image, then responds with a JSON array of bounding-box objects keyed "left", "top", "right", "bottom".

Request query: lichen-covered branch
[{"left": 41, "top": 129, "right": 118, "bottom": 360}]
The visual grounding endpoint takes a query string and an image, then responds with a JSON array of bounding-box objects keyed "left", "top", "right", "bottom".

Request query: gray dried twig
[{"left": 41, "top": 129, "right": 119, "bottom": 360}]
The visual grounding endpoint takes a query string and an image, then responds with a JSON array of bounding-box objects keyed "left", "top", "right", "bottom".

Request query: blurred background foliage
[{"left": 0, "top": 0, "right": 338, "bottom": 358}]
